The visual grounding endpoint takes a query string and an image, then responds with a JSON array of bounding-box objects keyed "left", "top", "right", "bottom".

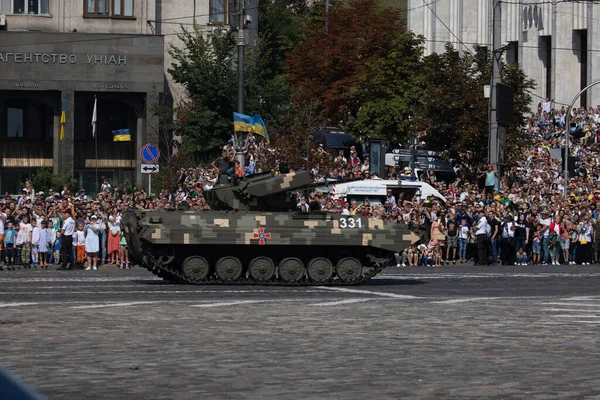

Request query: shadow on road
[
  {"left": 131, "top": 278, "right": 428, "bottom": 287},
  {"left": 366, "top": 279, "right": 427, "bottom": 286}
]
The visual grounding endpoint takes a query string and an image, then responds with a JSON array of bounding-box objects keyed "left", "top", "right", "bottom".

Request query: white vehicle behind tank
[{"left": 316, "top": 179, "right": 446, "bottom": 205}]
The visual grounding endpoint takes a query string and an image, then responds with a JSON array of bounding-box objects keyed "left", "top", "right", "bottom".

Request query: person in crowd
[
  {"left": 59, "top": 209, "right": 75, "bottom": 270},
  {"left": 53, "top": 231, "right": 62, "bottom": 266},
  {"left": 85, "top": 216, "right": 101, "bottom": 271},
  {"left": 458, "top": 218, "right": 469, "bottom": 263},
  {"left": 3, "top": 222, "right": 15, "bottom": 270},
  {"left": 73, "top": 222, "right": 86, "bottom": 268},
  {"left": 120, "top": 234, "right": 130, "bottom": 270},
  {"left": 516, "top": 247, "right": 528, "bottom": 266},
  {"left": 407, "top": 244, "right": 418, "bottom": 267},
  {"left": 31, "top": 218, "right": 40, "bottom": 267},
  {"left": 532, "top": 232, "right": 541, "bottom": 265},
  {"left": 445, "top": 219, "right": 458, "bottom": 265},
  {"left": 19, "top": 214, "right": 32, "bottom": 268},
  {"left": 37, "top": 220, "right": 51, "bottom": 270},
  {"left": 577, "top": 217, "right": 593, "bottom": 265},
  {"left": 107, "top": 216, "right": 121, "bottom": 265}
]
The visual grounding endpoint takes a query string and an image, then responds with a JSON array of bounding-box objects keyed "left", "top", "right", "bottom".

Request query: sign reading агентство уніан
[{"left": 0, "top": 52, "right": 127, "bottom": 65}]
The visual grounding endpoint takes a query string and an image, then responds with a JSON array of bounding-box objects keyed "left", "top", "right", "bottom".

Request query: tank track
[{"left": 141, "top": 251, "right": 388, "bottom": 286}]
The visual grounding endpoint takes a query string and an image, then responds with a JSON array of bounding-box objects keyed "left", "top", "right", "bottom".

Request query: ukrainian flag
[
  {"left": 113, "top": 128, "right": 131, "bottom": 142},
  {"left": 233, "top": 112, "right": 270, "bottom": 144},
  {"left": 59, "top": 101, "right": 66, "bottom": 141}
]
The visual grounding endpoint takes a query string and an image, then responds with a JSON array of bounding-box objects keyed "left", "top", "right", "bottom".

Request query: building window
[
  {"left": 0, "top": 0, "right": 49, "bottom": 14},
  {"left": 2, "top": 100, "right": 52, "bottom": 139},
  {"left": 112, "top": 0, "right": 133, "bottom": 17},
  {"left": 209, "top": 0, "right": 226, "bottom": 24},
  {"left": 85, "top": 0, "right": 109, "bottom": 16},
  {"left": 7, "top": 107, "right": 24, "bottom": 138}
]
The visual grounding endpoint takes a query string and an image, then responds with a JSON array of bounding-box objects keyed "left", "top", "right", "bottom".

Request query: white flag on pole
[{"left": 92, "top": 96, "right": 97, "bottom": 138}]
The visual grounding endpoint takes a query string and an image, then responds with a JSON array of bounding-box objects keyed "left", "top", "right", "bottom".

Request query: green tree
[
  {"left": 32, "top": 168, "right": 78, "bottom": 196},
  {"left": 346, "top": 32, "right": 426, "bottom": 145},
  {"left": 286, "top": 0, "right": 405, "bottom": 123},
  {"left": 501, "top": 63, "right": 535, "bottom": 166},
  {"left": 417, "top": 45, "right": 534, "bottom": 164},
  {"left": 259, "top": 0, "right": 309, "bottom": 76},
  {"left": 415, "top": 44, "right": 490, "bottom": 160},
  {"left": 168, "top": 27, "right": 238, "bottom": 161}
]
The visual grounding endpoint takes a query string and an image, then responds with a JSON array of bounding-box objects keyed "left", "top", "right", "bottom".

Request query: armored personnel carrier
[{"left": 122, "top": 171, "right": 422, "bottom": 285}]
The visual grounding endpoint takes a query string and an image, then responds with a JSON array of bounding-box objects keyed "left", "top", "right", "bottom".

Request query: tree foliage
[
  {"left": 32, "top": 168, "right": 78, "bottom": 196},
  {"left": 285, "top": 0, "right": 405, "bottom": 123},
  {"left": 168, "top": 28, "right": 238, "bottom": 161},
  {"left": 346, "top": 36, "right": 535, "bottom": 164},
  {"left": 346, "top": 32, "right": 426, "bottom": 145}
]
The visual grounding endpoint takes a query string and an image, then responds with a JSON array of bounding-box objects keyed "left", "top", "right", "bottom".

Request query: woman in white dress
[{"left": 85, "top": 215, "right": 101, "bottom": 270}]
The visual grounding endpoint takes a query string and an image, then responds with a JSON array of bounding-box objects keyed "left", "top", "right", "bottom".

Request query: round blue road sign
[{"left": 140, "top": 144, "right": 160, "bottom": 163}]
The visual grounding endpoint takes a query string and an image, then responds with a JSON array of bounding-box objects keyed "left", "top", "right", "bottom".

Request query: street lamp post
[{"left": 488, "top": 0, "right": 508, "bottom": 189}]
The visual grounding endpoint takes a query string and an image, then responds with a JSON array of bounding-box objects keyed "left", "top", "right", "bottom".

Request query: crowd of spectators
[{"left": 1, "top": 103, "right": 600, "bottom": 270}]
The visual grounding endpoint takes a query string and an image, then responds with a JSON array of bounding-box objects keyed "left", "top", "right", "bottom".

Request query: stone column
[
  {"left": 58, "top": 91, "right": 75, "bottom": 177},
  {"left": 52, "top": 104, "right": 60, "bottom": 176}
]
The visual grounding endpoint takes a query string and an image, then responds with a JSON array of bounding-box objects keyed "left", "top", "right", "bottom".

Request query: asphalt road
[{"left": 1, "top": 265, "right": 600, "bottom": 399}]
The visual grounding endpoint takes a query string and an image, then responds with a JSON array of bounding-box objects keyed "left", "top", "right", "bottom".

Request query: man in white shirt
[
  {"left": 59, "top": 209, "right": 76, "bottom": 270},
  {"left": 475, "top": 209, "right": 489, "bottom": 265}
]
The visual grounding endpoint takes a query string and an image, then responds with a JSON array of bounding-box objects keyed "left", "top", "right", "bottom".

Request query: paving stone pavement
[{"left": 0, "top": 266, "right": 600, "bottom": 399}]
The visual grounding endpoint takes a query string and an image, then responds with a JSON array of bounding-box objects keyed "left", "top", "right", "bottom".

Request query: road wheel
[
  {"left": 215, "top": 257, "right": 243, "bottom": 282},
  {"left": 249, "top": 257, "right": 276, "bottom": 282},
  {"left": 336, "top": 257, "right": 362, "bottom": 282},
  {"left": 182, "top": 256, "right": 211, "bottom": 281},
  {"left": 279, "top": 257, "right": 304, "bottom": 283},
  {"left": 307, "top": 257, "right": 334, "bottom": 283}
]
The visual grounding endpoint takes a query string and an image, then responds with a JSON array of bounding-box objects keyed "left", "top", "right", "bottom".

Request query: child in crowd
[
  {"left": 14, "top": 223, "right": 24, "bottom": 268},
  {"left": 516, "top": 247, "right": 528, "bottom": 266},
  {"left": 407, "top": 244, "right": 418, "bottom": 267},
  {"left": 73, "top": 222, "right": 86, "bottom": 268},
  {"left": 458, "top": 218, "right": 469, "bottom": 263},
  {"left": 532, "top": 232, "right": 541, "bottom": 264},
  {"left": 53, "top": 231, "right": 62, "bottom": 265},
  {"left": 19, "top": 215, "right": 32, "bottom": 268},
  {"left": 549, "top": 231, "right": 560, "bottom": 266},
  {"left": 3, "top": 222, "right": 16, "bottom": 270},
  {"left": 119, "top": 234, "right": 129, "bottom": 269},
  {"left": 417, "top": 243, "right": 427, "bottom": 266},
  {"left": 434, "top": 243, "right": 442, "bottom": 267},
  {"left": 425, "top": 240, "right": 436, "bottom": 267},
  {"left": 46, "top": 221, "right": 57, "bottom": 265},
  {"left": 37, "top": 220, "right": 51, "bottom": 270}
]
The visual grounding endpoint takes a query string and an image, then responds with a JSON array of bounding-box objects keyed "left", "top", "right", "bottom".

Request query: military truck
[{"left": 122, "top": 171, "right": 422, "bottom": 285}]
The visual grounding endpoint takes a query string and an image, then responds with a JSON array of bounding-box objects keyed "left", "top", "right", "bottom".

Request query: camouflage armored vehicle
[{"left": 122, "top": 170, "right": 422, "bottom": 285}]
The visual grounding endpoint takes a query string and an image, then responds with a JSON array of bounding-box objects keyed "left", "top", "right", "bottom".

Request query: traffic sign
[
  {"left": 141, "top": 164, "right": 160, "bottom": 174},
  {"left": 140, "top": 143, "right": 160, "bottom": 163}
]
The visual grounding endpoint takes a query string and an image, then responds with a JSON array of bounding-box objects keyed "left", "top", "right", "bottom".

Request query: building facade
[
  {"left": 407, "top": 0, "right": 600, "bottom": 110},
  {"left": 0, "top": 0, "right": 163, "bottom": 194}
]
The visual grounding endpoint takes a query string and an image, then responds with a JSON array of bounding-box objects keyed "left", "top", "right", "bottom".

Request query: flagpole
[
  {"left": 93, "top": 95, "right": 98, "bottom": 194},
  {"left": 95, "top": 126, "right": 98, "bottom": 193}
]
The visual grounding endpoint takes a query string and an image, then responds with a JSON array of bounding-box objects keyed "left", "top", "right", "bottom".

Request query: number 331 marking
[{"left": 339, "top": 217, "right": 362, "bottom": 228}]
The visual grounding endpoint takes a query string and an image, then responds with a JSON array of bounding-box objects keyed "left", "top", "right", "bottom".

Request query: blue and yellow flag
[
  {"left": 59, "top": 100, "right": 66, "bottom": 141},
  {"left": 233, "top": 112, "right": 270, "bottom": 144},
  {"left": 113, "top": 128, "right": 131, "bottom": 142}
]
